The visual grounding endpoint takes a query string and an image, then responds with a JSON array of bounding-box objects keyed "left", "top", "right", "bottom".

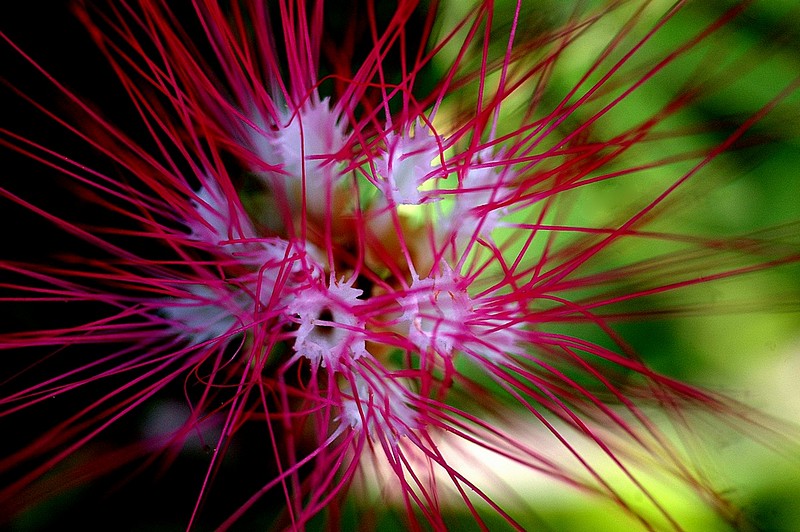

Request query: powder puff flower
[{"left": 2, "top": 1, "right": 799, "bottom": 530}]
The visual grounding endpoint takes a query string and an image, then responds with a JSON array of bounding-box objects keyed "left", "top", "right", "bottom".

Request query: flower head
[{"left": 2, "top": 1, "right": 800, "bottom": 530}]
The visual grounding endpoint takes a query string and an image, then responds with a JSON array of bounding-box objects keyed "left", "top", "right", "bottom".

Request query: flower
[{"left": 2, "top": 0, "right": 799, "bottom": 530}]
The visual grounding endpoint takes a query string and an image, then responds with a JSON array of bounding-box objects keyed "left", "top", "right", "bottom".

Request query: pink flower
[{"left": 2, "top": 1, "right": 799, "bottom": 530}]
